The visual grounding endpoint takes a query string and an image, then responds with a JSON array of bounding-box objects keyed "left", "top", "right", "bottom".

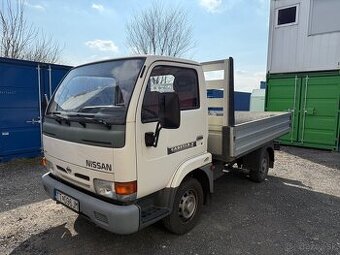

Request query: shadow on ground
[{"left": 10, "top": 170, "right": 340, "bottom": 255}]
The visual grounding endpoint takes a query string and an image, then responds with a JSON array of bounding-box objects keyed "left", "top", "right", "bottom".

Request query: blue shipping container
[
  {"left": 207, "top": 89, "right": 251, "bottom": 112},
  {"left": 0, "top": 57, "right": 71, "bottom": 162}
]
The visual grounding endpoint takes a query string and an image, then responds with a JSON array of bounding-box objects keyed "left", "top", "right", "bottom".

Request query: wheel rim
[
  {"left": 260, "top": 157, "right": 268, "bottom": 176},
  {"left": 178, "top": 190, "right": 197, "bottom": 222}
]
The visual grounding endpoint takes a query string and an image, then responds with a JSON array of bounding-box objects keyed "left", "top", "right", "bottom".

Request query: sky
[{"left": 23, "top": 0, "right": 270, "bottom": 92}]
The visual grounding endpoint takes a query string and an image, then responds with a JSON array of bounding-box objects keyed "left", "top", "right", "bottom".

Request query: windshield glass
[{"left": 47, "top": 58, "right": 145, "bottom": 124}]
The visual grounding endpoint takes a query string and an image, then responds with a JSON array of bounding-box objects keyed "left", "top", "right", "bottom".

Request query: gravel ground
[{"left": 0, "top": 146, "right": 339, "bottom": 255}]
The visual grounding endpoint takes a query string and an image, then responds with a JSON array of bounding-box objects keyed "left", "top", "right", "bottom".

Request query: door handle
[{"left": 196, "top": 135, "right": 203, "bottom": 141}]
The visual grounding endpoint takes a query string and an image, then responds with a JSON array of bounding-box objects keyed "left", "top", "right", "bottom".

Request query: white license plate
[{"left": 55, "top": 190, "right": 79, "bottom": 212}]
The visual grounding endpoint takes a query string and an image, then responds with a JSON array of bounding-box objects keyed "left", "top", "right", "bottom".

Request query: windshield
[{"left": 47, "top": 58, "right": 145, "bottom": 124}]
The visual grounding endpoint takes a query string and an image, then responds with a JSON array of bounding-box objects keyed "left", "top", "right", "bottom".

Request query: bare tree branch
[
  {"left": 0, "top": 0, "right": 62, "bottom": 63},
  {"left": 126, "top": 3, "right": 194, "bottom": 57}
]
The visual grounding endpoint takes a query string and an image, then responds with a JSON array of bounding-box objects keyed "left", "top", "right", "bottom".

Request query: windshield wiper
[
  {"left": 46, "top": 112, "right": 70, "bottom": 125},
  {"left": 48, "top": 111, "right": 62, "bottom": 115},
  {"left": 66, "top": 113, "right": 112, "bottom": 129},
  {"left": 48, "top": 112, "right": 89, "bottom": 128},
  {"left": 47, "top": 112, "right": 112, "bottom": 129},
  {"left": 78, "top": 105, "right": 124, "bottom": 114},
  {"left": 83, "top": 117, "right": 112, "bottom": 130}
]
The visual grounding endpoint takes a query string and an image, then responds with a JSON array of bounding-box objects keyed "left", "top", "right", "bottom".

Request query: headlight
[
  {"left": 93, "top": 179, "right": 137, "bottom": 201},
  {"left": 93, "top": 179, "right": 115, "bottom": 198}
]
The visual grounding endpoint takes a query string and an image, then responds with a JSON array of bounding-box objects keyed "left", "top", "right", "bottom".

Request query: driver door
[{"left": 136, "top": 62, "right": 206, "bottom": 198}]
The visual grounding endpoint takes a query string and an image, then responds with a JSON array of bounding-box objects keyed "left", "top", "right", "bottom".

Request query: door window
[{"left": 142, "top": 66, "right": 199, "bottom": 123}]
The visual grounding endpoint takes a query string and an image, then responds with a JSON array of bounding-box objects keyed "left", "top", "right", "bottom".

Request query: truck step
[{"left": 141, "top": 206, "right": 169, "bottom": 224}]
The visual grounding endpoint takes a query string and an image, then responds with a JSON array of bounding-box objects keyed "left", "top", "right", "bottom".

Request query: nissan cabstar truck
[{"left": 42, "top": 56, "right": 290, "bottom": 234}]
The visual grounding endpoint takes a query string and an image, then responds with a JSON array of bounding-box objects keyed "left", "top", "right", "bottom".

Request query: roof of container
[{"left": 0, "top": 57, "right": 72, "bottom": 69}]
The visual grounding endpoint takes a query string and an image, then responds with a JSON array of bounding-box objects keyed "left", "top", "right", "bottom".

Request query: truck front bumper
[{"left": 42, "top": 173, "right": 140, "bottom": 235}]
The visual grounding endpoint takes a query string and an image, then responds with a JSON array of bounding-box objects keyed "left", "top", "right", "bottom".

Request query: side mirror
[
  {"left": 158, "top": 92, "right": 180, "bottom": 129},
  {"left": 145, "top": 92, "right": 181, "bottom": 147}
]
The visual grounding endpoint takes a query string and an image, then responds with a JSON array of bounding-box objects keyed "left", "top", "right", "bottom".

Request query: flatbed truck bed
[{"left": 202, "top": 59, "right": 291, "bottom": 163}]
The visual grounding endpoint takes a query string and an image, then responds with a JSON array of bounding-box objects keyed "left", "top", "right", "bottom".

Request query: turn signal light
[
  {"left": 40, "top": 157, "right": 47, "bottom": 167},
  {"left": 115, "top": 181, "right": 137, "bottom": 195}
]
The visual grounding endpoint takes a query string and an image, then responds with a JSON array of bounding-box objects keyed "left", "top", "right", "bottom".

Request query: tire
[
  {"left": 245, "top": 149, "right": 270, "bottom": 183},
  {"left": 163, "top": 178, "right": 204, "bottom": 235}
]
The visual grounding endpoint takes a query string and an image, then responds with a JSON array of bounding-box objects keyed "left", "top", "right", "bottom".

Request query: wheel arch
[
  {"left": 266, "top": 145, "right": 274, "bottom": 168},
  {"left": 167, "top": 153, "right": 213, "bottom": 203},
  {"left": 183, "top": 168, "right": 211, "bottom": 204}
]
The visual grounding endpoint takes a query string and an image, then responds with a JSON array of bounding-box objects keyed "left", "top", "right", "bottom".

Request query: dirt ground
[{"left": 0, "top": 146, "right": 339, "bottom": 255}]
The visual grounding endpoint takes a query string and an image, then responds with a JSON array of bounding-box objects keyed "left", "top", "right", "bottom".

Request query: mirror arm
[
  {"left": 152, "top": 122, "right": 162, "bottom": 147},
  {"left": 44, "top": 94, "right": 49, "bottom": 105},
  {"left": 145, "top": 122, "right": 162, "bottom": 147}
]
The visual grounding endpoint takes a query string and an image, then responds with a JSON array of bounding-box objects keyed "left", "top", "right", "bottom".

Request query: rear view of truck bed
[{"left": 202, "top": 58, "right": 291, "bottom": 162}]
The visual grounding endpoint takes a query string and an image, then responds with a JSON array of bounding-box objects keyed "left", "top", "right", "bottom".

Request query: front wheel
[{"left": 163, "top": 178, "right": 203, "bottom": 235}]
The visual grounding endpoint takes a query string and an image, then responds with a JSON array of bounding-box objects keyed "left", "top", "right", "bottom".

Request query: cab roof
[{"left": 76, "top": 55, "right": 200, "bottom": 68}]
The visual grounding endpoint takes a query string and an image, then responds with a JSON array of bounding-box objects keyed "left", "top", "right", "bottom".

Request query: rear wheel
[
  {"left": 163, "top": 178, "right": 203, "bottom": 235},
  {"left": 245, "top": 148, "right": 270, "bottom": 183}
]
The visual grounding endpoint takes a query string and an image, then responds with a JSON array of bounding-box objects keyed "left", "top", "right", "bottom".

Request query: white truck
[{"left": 42, "top": 56, "right": 290, "bottom": 235}]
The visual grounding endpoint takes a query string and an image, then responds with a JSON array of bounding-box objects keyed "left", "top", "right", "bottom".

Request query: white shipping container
[
  {"left": 267, "top": 0, "right": 340, "bottom": 74},
  {"left": 250, "top": 89, "right": 265, "bottom": 112}
]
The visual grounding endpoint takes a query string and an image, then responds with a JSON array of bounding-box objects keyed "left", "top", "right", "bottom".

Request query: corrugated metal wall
[
  {"left": 266, "top": 71, "right": 340, "bottom": 151},
  {"left": 267, "top": 0, "right": 340, "bottom": 74},
  {"left": 0, "top": 58, "right": 71, "bottom": 161},
  {"left": 267, "top": 0, "right": 340, "bottom": 151}
]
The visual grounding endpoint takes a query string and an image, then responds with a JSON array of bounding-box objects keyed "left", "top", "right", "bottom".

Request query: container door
[
  {"left": 337, "top": 99, "right": 340, "bottom": 152},
  {"left": 50, "top": 66, "right": 69, "bottom": 92},
  {"left": 266, "top": 76, "right": 301, "bottom": 144},
  {"left": 41, "top": 65, "right": 70, "bottom": 112},
  {"left": 44, "top": 65, "right": 69, "bottom": 97},
  {"left": 299, "top": 75, "right": 340, "bottom": 150},
  {"left": 40, "top": 66, "right": 50, "bottom": 116},
  {"left": 0, "top": 62, "right": 41, "bottom": 160}
]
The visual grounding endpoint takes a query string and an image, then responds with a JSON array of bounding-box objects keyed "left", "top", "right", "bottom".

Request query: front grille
[
  {"left": 74, "top": 173, "right": 90, "bottom": 181},
  {"left": 60, "top": 174, "right": 91, "bottom": 189},
  {"left": 56, "top": 165, "right": 67, "bottom": 173},
  {"left": 56, "top": 165, "right": 90, "bottom": 184}
]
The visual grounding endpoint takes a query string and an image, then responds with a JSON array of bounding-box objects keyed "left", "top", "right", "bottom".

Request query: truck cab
[{"left": 42, "top": 56, "right": 290, "bottom": 234}]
